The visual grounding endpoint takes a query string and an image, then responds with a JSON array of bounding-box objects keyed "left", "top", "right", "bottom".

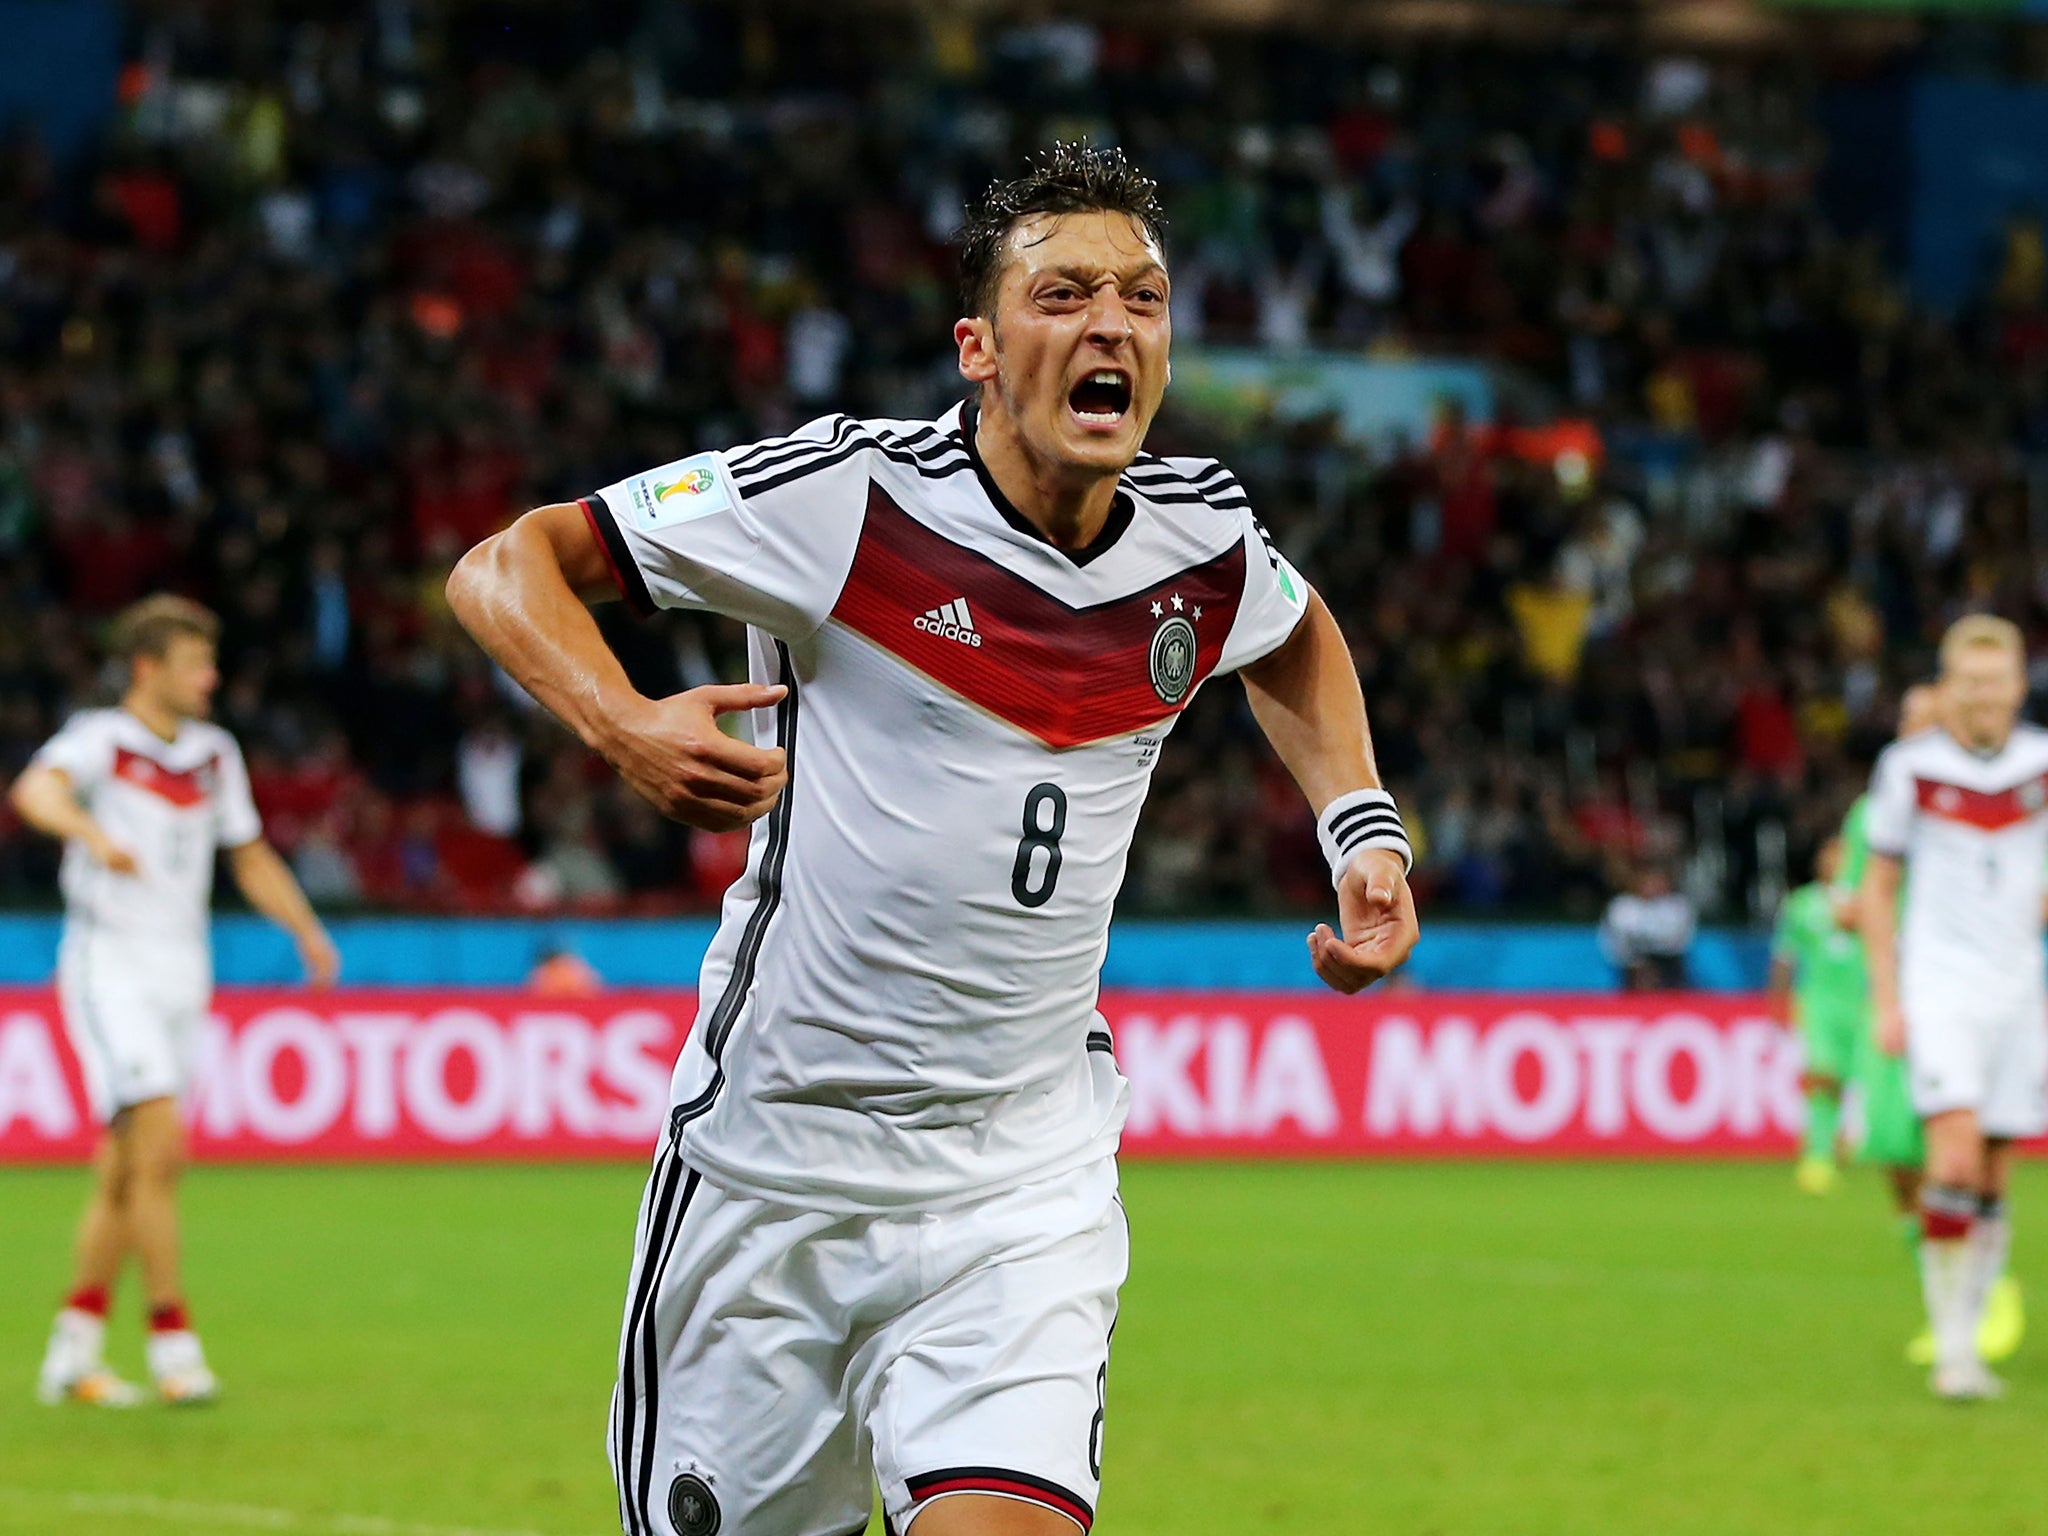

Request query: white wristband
[{"left": 1318, "top": 788, "right": 1412, "bottom": 887}]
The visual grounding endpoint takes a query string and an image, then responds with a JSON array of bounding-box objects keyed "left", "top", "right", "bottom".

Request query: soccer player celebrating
[
  {"left": 14, "top": 596, "right": 339, "bottom": 1406},
  {"left": 1840, "top": 683, "right": 2024, "bottom": 1366},
  {"left": 1861, "top": 616, "right": 2048, "bottom": 1400},
  {"left": 1769, "top": 835, "right": 1862, "bottom": 1194},
  {"left": 448, "top": 144, "right": 1418, "bottom": 1536}
]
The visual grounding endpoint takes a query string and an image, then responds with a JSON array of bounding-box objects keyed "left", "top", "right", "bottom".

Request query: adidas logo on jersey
[{"left": 914, "top": 597, "right": 983, "bottom": 647}]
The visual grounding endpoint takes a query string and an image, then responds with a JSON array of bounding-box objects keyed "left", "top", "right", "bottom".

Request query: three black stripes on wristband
[{"left": 1316, "top": 788, "right": 1412, "bottom": 886}]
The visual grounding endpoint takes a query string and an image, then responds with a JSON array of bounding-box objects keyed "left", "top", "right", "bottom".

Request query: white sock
[
  {"left": 1921, "top": 1239, "right": 1974, "bottom": 1368},
  {"left": 147, "top": 1328, "right": 207, "bottom": 1381},
  {"left": 1920, "top": 1185, "right": 1982, "bottom": 1370},
  {"left": 1963, "top": 1203, "right": 2011, "bottom": 1331},
  {"left": 42, "top": 1308, "right": 105, "bottom": 1386}
]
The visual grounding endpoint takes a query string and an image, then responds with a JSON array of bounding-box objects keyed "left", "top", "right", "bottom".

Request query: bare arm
[
  {"left": 1860, "top": 852, "right": 1906, "bottom": 1055},
  {"left": 1240, "top": 591, "right": 1418, "bottom": 993},
  {"left": 445, "top": 503, "right": 787, "bottom": 831},
  {"left": 8, "top": 765, "right": 136, "bottom": 873},
  {"left": 228, "top": 839, "right": 339, "bottom": 986}
]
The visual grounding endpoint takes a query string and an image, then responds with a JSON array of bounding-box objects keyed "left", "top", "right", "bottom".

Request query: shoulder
[
  {"left": 49, "top": 707, "right": 120, "bottom": 744},
  {"left": 720, "top": 413, "right": 972, "bottom": 500},
  {"left": 2009, "top": 721, "right": 2048, "bottom": 758},
  {"left": 190, "top": 720, "right": 244, "bottom": 758},
  {"left": 1122, "top": 453, "right": 1294, "bottom": 582},
  {"left": 1877, "top": 730, "right": 1941, "bottom": 769},
  {"left": 1121, "top": 453, "right": 1254, "bottom": 516}
]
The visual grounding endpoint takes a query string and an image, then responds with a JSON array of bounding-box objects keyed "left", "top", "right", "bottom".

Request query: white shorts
[
  {"left": 1903, "top": 982, "right": 2048, "bottom": 1138},
  {"left": 609, "top": 1146, "right": 1127, "bottom": 1536},
  {"left": 57, "top": 926, "right": 210, "bottom": 1123}
]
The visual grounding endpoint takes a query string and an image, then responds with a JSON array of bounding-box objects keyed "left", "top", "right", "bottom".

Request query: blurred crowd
[{"left": 5, "top": 0, "right": 2048, "bottom": 920}]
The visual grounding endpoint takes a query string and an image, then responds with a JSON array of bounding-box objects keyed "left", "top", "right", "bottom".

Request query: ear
[{"left": 955, "top": 316, "right": 998, "bottom": 386}]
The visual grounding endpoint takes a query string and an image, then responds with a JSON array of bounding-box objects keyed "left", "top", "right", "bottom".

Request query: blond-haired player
[
  {"left": 1862, "top": 615, "right": 2048, "bottom": 1399},
  {"left": 12, "top": 596, "right": 338, "bottom": 1406}
]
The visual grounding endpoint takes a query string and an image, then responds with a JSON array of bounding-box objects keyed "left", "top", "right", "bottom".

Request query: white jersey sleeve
[
  {"left": 30, "top": 711, "right": 116, "bottom": 790},
  {"left": 1865, "top": 740, "right": 1916, "bottom": 858},
  {"left": 1215, "top": 496, "right": 1311, "bottom": 674},
  {"left": 212, "top": 736, "right": 263, "bottom": 848},
  {"left": 583, "top": 414, "right": 874, "bottom": 640}
]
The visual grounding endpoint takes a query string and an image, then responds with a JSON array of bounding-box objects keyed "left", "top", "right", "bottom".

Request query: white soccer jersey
[
  {"left": 30, "top": 708, "right": 262, "bottom": 943},
  {"left": 585, "top": 401, "right": 1310, "bottom": 1209},
  {"left": 1866, "top": 723, "right": 2048, "bottom": 1000}
]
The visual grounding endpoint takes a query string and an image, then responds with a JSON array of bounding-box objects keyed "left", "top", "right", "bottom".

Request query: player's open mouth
[{"left": 1068, "top": 369, "right": 1132, "bottom": 429}]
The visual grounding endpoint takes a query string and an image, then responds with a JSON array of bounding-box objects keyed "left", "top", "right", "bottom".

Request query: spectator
[
  {"left": 457, "top": 711, "right": 524, "bottom": 838},
  {"left": 0, "top": 9, "right": 2039, "bottom": 926},
  {"left": 1506, "top": 563, "right": 1593, "bottom": 685},
  {"left": 1599, "top": 863, "right": 1697, "bottom": 991},
  {"left": 529, "top": 946, "right": 603, "bottom": 996},
  {"left": 518, "top": 796, "right": 623, "bottom": 910},
  {"left": 292, "top": 811, "right": 364, "bottom": 907}
]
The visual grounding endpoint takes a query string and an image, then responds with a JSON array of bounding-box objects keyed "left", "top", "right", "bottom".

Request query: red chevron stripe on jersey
[
  {"left": 833, "top": 483, "right": 1244, "bottom": 748},
  {"left": 1913, "top": 772, "right": 2048, "bottom": 832},
  {"left": 112, "top": 748, "right": 213, "bottom": 808}
]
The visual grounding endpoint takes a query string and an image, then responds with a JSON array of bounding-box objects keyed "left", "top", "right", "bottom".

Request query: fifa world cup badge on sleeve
[
  {"left": 1276, "top": 552, "right": 1304, "bottom": 607},
  {"left": 626, "top": 452, "right": 735, "bottom": 532}
]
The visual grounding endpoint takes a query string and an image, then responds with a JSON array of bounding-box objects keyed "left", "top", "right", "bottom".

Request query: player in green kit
[
  {"left": 1837, "top": 789, "right": 1926, "bottom": 1207},
  {"left": 1841, "top": 683, "right": 2023, "bottom": 1365},
  {"left": 1770, "top": 836, "right": 1867, "bottom": 1195}
]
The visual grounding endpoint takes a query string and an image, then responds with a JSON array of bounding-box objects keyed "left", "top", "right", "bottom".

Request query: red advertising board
[
  {"left": 0, "top": 988, "right": 1816, "bottom": 1162},
  {"left": 0, "top": 989, "right": 685, "bottom": 1162},
  {"left": 1114, "top": 992, "right": 1802, "bottom": 1155}
]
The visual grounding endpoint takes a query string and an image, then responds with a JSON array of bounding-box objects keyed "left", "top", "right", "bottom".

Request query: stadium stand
[{"left": 3, "top": 2, "right": 2043, "bottom": 920}]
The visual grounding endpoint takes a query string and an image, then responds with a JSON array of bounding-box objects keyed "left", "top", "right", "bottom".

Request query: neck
[
  {"left": 1958, "top": 722, "right": 2012, "bottom": 756},
  {"left": 972, "top": 396, "right": 1121, "bottom": 551},
  {"left": 123, "top": 691, "right": 182, "bottom": 743}
]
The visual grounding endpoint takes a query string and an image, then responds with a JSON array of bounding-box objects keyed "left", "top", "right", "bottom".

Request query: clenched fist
[{"left": 599, "top": 683, "right": 790, "bottom": 832}]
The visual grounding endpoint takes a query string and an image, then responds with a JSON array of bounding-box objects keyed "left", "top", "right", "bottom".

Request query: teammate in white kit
[
  {"left": 12, "top": 595, "right": 339, "bottom": 1407},
  {"left": 1862, "top": 614, "right": 2048, "bottom": 1399},
  {"left": 450, "top": 145, "right": 1418, "bottom": 1536}
]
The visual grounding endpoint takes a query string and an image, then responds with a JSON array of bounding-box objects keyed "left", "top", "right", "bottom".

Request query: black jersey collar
[{"left": 956, "top": 399, "right": 1134, "bottom": 568}]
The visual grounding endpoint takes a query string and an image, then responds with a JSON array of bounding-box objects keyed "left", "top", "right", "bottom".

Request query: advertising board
[{"left": 0, "top": 990, "right": 1813, "bottom": 1162}]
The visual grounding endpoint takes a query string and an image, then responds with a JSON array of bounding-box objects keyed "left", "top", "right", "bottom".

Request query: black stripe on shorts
[
  {"left": 634, "top": 1164, "right": 704, "bottom": 1532},
  {"left": 613, "top": 1145, "right": 696, "bottom": 1536}
]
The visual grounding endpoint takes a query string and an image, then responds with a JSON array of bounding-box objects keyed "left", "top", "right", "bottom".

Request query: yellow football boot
[
  {"left": 1979, "top": 1275, "right": 2025, "bottom": 1364},
  {"left": 1795, "top": 1157, "right": 1838, "bottom": 1195}
]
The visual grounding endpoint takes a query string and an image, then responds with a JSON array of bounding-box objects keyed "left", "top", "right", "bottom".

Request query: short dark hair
[
  {"left": 957, "top": 142, "right": 1168, "bottom": 318},
  {"left": 109, "top": 593, "right": 219, "bottom": 663}
]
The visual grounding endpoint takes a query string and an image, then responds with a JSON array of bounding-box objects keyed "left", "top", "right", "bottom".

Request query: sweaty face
[
  {"left": 1942, "top": 646, "right": 2025, "bottom": 748},
  {"left": 962, "top": 210, "right": 1170, "bottom": 476},
  {"left": 140, "top": 634, "right": 220, "bottom": 721}
]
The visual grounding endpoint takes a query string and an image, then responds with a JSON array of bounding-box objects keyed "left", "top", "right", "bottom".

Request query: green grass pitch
[{"left": 2, "top": 1159, "right": 2045, "bottom": 1536}]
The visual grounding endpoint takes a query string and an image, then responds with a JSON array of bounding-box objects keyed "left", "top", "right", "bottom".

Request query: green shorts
[
  {"left": 1797, "top": 1003, "right": 1863, "bottom": 1084},
  {"left": 1856, "top": 1037, "right": 1925, "bottom": 1169}
]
